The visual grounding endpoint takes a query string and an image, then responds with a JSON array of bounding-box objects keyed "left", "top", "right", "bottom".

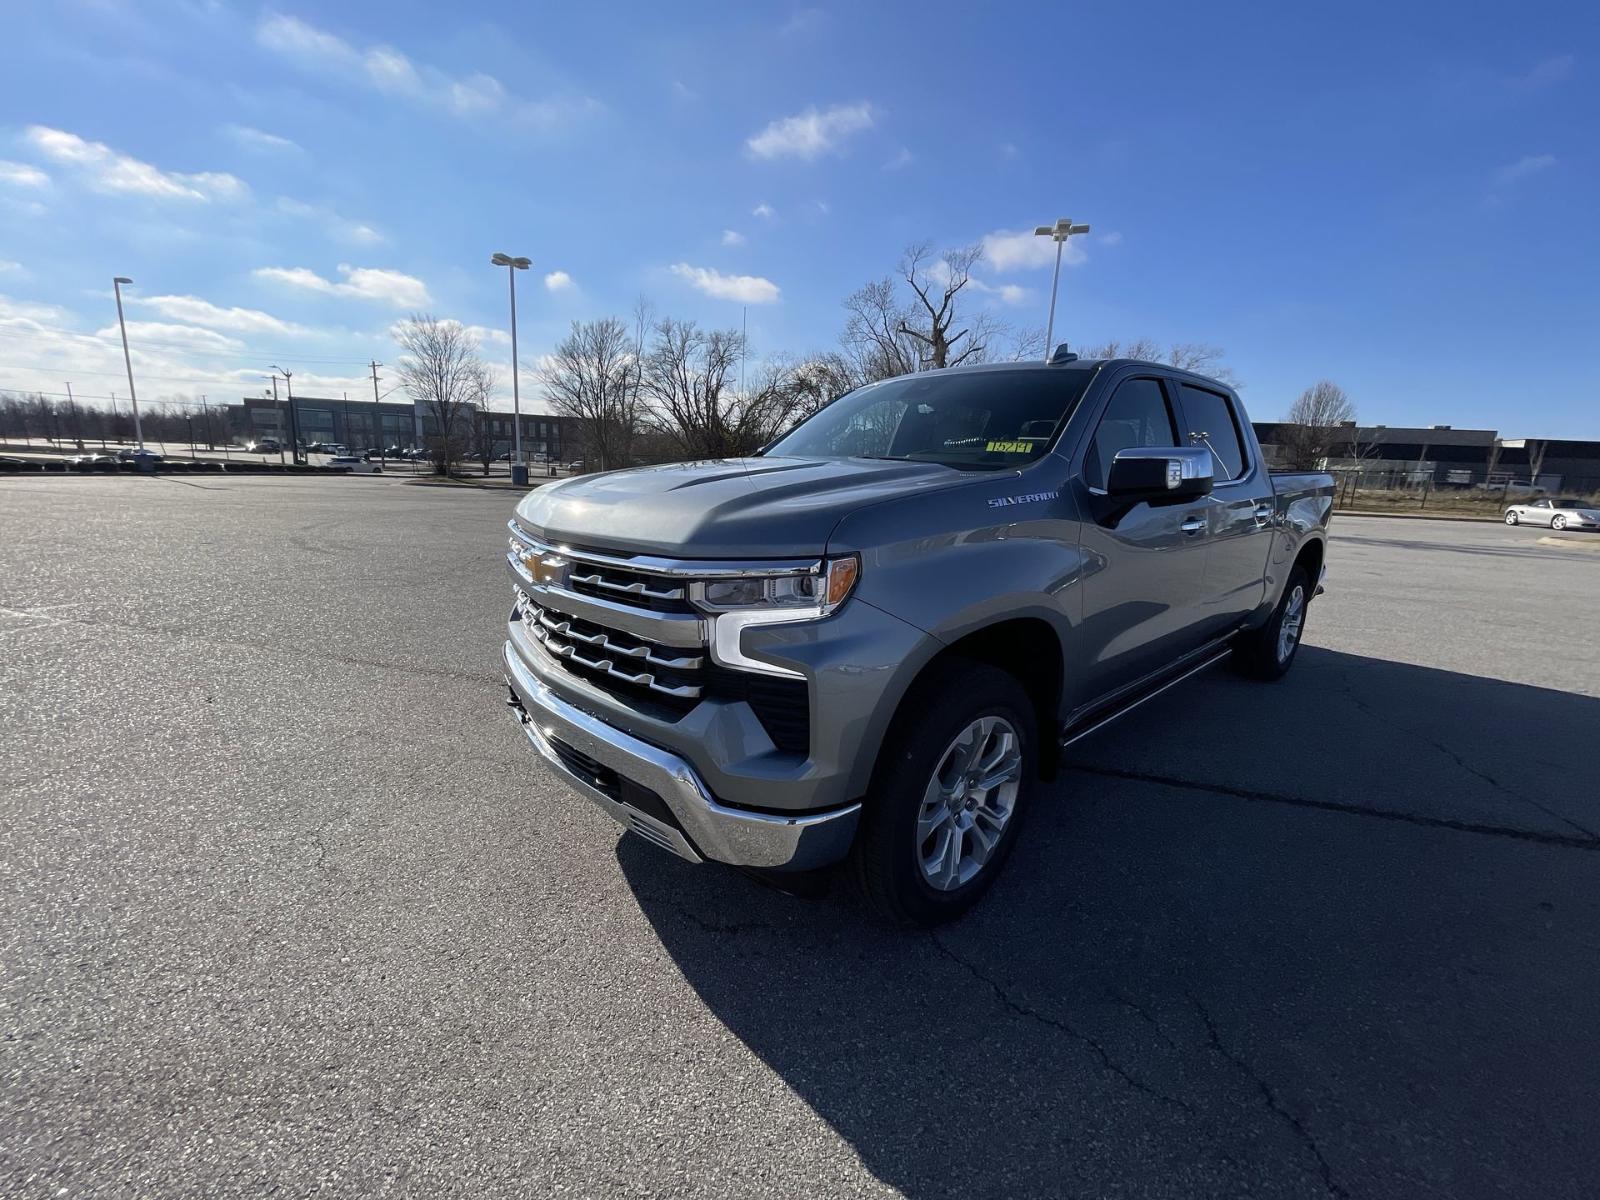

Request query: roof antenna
[{"left": 1049, "top": 342, "right": 1078, "bottom": 365}]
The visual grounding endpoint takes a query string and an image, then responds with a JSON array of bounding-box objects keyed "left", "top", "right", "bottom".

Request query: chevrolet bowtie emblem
[{"left": 524, "top": 553, "right": 568, "bottom": 588}]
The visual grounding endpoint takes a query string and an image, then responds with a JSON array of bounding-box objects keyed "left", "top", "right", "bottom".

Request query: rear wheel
[
  {"left": 852, "top": 661, "right": 1036, "bottom": 927},
  {"left": 1231, "top": 566, "right": 1311, "bottom": 681},
  {"left": 1505, "top": 510, "right": 1519, "bottom": 525}
]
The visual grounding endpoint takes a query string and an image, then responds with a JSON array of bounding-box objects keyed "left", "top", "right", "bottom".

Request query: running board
[{"left": 1059, "top": 647, "right": 1234, "bottom": 749}]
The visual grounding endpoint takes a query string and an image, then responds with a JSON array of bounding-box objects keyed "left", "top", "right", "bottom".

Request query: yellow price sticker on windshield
[{"left": 985, "top": 440, "right": 1031, "bottom": 454}]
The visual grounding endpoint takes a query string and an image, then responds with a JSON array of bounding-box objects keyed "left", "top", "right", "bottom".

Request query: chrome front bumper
[{"left": 502, "top": 641, "right": 860, "bottom": 870}]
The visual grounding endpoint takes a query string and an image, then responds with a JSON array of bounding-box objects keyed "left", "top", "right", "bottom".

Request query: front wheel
[
  {"left": 1231, "top": 566, "right": 1311, "bottom": 681},
  {"left": 852, "top": 661, "right": 1036, "bottom": 927},
  {"left": 1552, "top": 514, "right": 1567, "bottom": 531},
  {"left": 1505, "top": 510, "right": 1519, "bottom": 525}
]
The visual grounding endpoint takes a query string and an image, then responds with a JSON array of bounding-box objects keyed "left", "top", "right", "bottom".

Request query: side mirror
[{"left": 1106, "top": 446, "right": 1214, "bottom": 503}]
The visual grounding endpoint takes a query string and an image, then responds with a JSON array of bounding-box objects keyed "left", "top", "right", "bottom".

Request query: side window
[
  {"left": 1085, "top": 378, "right": 1178, "bottom": 490},
  {"left": 1179, "top": 385, "right": 1248, "bottom": 481}
]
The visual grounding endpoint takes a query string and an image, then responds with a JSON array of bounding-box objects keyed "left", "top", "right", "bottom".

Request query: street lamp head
[
  {"left": 1068, "top": 223, "right": 1091, "bottom": 235},
  {"left": 113, "top": 276, "right": 133, "bottom": 285},
  {"left": 1033, "top": 226, "right": 1054, "bottom": 237},
  {"left": 493, "top": 252, "right": 531, "bottom": 269},
  {"left": 510, "top": 256, "right": 531, "bottom": 269},
  {"left": 491, "top": 253, "right": 512, "bottom": 266}
]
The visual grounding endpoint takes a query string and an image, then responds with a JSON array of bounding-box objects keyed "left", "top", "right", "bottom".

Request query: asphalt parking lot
[{"left": 3, "top": 475, "right": 1598, "bottom": 1199}]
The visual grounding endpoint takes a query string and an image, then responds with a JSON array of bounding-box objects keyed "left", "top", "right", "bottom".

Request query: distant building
[
  {"left": 1253, "top": 422, "right": 1600, "bottom": 492},
  {"left": 226, "top": 396, "right": 577, "bottom": 459}
]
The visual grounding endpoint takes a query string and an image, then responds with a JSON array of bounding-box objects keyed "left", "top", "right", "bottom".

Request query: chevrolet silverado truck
[{"left": 502, "top": 352, "right": 1333, "bottom": 925}]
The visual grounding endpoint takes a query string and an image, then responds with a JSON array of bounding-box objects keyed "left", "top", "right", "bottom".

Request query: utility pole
[
  {"left": 271, "top": 365, "right": 302, "bottom": 464},
  {"left": 66, "top": 382, "right": 87, "bottom": 450},
  {"left": 1032, "top": 218, "right": 1091, "bottom": 360},
  {"left": 112, "top": 277, "right": 145, "bottom": 449},
  {"left": 267, "top": 375, "right": 286, "bottom": 464},
  {"left": 370, "top": 360, "right": 385, "bottom": 465},
  {"left": 491, "top": 253, "right": 531, "bottom": 482}
]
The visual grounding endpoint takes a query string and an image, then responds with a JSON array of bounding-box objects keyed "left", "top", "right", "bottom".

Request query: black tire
[
  {"left": 851, "top": 660, "right": 1037, "bottom": 927},
  {"left": 1505, "top": 510, "right": 1519, "bottom": 525},
  {"left": 1553, "top": 515, "right": 1567, "bottom": 531},
  {"left": 1231, "top": 565, "right": 1312, "bottom": 681}
]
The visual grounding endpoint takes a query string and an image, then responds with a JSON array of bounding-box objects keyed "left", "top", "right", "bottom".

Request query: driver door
[{"left": 1075, "top": 373, "right": 1211, "bottom": 701}]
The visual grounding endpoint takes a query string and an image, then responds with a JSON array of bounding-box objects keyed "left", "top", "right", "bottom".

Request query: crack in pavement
[
  {"left": 1189, "top": 994, "right": 1348, "bottom": 1199},
  {"left": 930, "top": 933, "right": 1194, "bottom": 1114},
  {"left": 1068, "top": 765, "right": 1600, "bottom": 851},
  {"left": 1324, "top": 665, "right": 1600, "bottom": 841}
]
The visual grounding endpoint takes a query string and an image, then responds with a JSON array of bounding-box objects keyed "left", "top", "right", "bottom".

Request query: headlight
[{"left": 693, "top": 556, "right": 860, "bottom": 617}]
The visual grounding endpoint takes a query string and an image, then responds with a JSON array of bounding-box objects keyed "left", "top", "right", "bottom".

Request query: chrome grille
[
  {"left": 568, "top": 565, "right": 690, "bottom": 612},
  {"left": 518, "top": 592, "right": 703, "bottom": 701},
  {"left": 507, "top": 521, "right": 811, "bottom": 750}
]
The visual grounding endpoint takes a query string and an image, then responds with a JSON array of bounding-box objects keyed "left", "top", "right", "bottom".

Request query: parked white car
[
  {"left": 1504, "top": 497, "right": 1600, "bottom": 531},
  {"left": 325, "top": 455, "right": 384, "bottom": 474}
]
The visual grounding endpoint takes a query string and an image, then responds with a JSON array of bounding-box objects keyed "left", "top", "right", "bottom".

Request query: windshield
[{"left": 766, "top": 368, "right": 1095, "bottom": 470}]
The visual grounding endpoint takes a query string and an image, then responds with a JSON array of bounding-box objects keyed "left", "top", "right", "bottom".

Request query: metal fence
[{"left": 1329, "top": 465, "right": 1600, "bottom": 513}]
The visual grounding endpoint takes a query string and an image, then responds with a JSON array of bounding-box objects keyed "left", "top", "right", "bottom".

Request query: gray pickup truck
[{"left": 503, "top": 352, "right": 1333, "bottom": 924}]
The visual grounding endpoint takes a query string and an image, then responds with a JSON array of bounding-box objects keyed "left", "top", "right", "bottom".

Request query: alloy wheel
[
  {"left": 916, "top": 716, "right": 1023, "bottom": 891},
  {"left": 1277, "top": 584, "right": 1306, "bottom": 664}
]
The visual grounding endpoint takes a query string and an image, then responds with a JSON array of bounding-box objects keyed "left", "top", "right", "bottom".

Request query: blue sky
[{"left": 0, "top": 0, "right": 1594, "bottom": 435}]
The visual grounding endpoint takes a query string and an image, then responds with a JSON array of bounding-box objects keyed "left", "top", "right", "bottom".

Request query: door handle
[
  {"left": 1252, "top": 503, "right": 1274, "bottom": 523},
  {"left": 1181, "top": 516, "right": 1207, "bottom": 534}
]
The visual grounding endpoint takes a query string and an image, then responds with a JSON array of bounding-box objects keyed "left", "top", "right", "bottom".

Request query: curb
[
  {"left": 1537, "top": 535, "right": 1600, "bottom": 552},
  {"left": 1333, "top": 509, "right": 1502, "bottom": 524}
]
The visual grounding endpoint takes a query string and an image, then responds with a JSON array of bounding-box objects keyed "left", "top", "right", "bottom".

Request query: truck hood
[{"left": 513, "top": 456, "right": 985, "bottom": 559}]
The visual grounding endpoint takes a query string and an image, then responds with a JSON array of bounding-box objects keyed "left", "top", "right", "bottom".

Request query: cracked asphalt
[{"left": 4, "top": 476, "right": 1598, "bottom": 1199}]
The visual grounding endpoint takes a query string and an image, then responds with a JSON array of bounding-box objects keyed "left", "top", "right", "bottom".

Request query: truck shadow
[{"left": 617, "top": 648, "right": 1600, "bottom": 1198}]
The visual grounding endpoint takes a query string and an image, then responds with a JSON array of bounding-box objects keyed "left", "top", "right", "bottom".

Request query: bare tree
[
  {"left": 394, "top": 314, "right": 485, "bottom": 474},
  {"left": 463, "top": 361, "right": 498, "bottom": 476},
  {"left": 1526, "top": 439, "right": 1549, "bottom": 484},
  {"left": 1081, "top": 339, "right": 1240, "bottom": 386},
  {"left": 642, "top": 318, "right": 779, "bottom": 459},
  {"left": 1280, "top": 380, "right": 1356, "bottom": 470},
  {"left": 842, "top": 277, "right": 920, "bottom": 382},
  {"left": 542, "top": 317, "right": 639, "bottom": 470},
  {"left": 896, "top": 241, "right": 996, "bottom": 369}
]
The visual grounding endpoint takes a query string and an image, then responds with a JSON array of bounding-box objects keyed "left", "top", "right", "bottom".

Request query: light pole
[
  {"left": 1032, "top": 218, "right": 1090, "bottom": 360},
  {"left": 112, "top": 276, "right": 145, "bottom": 448},
  {"left": 270, "top": 365, "right": 302, "bottom": 464},
  {"left": 491, "top": 252, "right": 531, "bottom": 478}
]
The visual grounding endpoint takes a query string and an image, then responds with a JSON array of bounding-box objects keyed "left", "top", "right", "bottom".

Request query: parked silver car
[{"left": 1505, "top": 497, "right": 1600, "bottom": 531}]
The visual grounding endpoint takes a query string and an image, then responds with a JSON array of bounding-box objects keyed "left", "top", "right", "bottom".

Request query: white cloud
[
  {"left": 136, "top": 295, "right": 310, "bottom": 337},
  {"left": 752, "top": 203, "right": 775, "bottom": 219},
  {"left": 1099, "top": 231, "right": 1123, "bottom": 246},
  {"left": 1492, "top": 153, "right": 1556, "bottom": 187},
  {"left": 275, "top": 197, "right": 386, "bottom": 245},
  {"left": 24, "top": 125, "right": 246, "bottom": 201},
  {"left": 721, "top": 229, "right": 746, "bottom": 246},
  {"left": 223, "top": 124, "right": 301, "bottom": 154},
  {"left": 253, "top": 263, "right": 430, "bottom": 307},
  {"left": 966, "top": 281, "right": 1029, "bottom": 305},
  {"left": 669, "top": 263, "right": 781, "bottom": 304},
  {"left": 255, "top": 13, "right": 599, "bottom": 131},
  {"left": 543, "top": 270, "right": 573, "bottom": 291},
  {"left": 1510, "top": 54, "right": 1573, "bottom": 90},
  {"left": 0, "top": 160, "right": 50, "bottom": 188},
  {"left": 0, "top": 260, "right": 23, "bottom": 275},
  {"left": 746, "top": 102, "right": 874, "bottom": 161},
  {"left": 883, "top": 146, "right": 913, "bottom": 171},
  {"left": 981, "top": 227, "right": 1087, "bottom": 273},
  {"left": 780, "top": 8, "right": 827, "bottom": 35},
  {"left": 94, "top": 321, "right": 245, "bottom": 354}
]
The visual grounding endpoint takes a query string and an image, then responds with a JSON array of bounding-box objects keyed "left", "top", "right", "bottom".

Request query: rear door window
[{"left": 1178, "top": 385, "right": 1249, "bottom": 481}]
